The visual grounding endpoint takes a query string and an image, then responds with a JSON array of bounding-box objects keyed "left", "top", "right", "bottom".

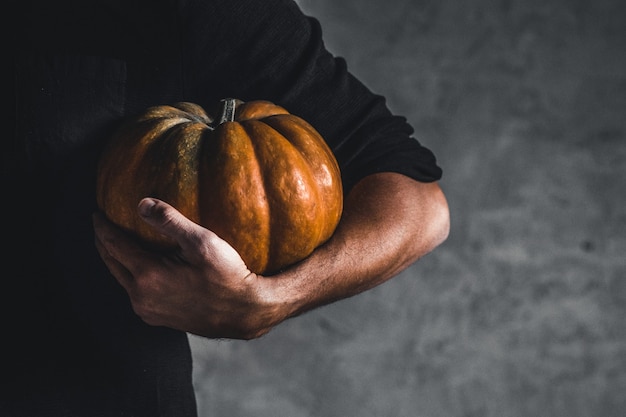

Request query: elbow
[
  {"left": 392, "top": 179, "right": 450, "bottom": 271},
  {"left": 418, "top": 181, "right": 450, "bottom": 255},
  {"left": 431, "top": 183, "right": 451, "bottom": 249}
]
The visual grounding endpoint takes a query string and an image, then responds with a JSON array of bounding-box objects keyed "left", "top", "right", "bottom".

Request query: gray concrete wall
[{"left": 190, "top": 0, "right": 626, "bottom": 415}]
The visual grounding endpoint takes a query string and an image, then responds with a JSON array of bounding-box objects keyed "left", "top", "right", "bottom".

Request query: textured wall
[{"left": 190, "top": 0, "right": 626, "bottom": 415}]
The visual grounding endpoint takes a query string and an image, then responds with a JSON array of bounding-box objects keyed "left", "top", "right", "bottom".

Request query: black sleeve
[{"left": 179, "top": 0, "right": 442, "bottom": 192}]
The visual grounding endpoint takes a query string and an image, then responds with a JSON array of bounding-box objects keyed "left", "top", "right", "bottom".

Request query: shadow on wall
[{"left": 191, "top": 0, "right": 626, "bottom": 416}]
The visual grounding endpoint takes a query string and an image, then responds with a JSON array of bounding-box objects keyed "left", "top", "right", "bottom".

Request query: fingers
[
  {"left": 93, "top": 211, "right": 174, "bottom": 325},
  {"left": 92, "top": 212, "right": 138, "bottom": 293}
]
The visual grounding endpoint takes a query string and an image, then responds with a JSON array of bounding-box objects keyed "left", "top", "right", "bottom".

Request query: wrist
[{"left": 254, "top": 272, "right": 308, "bottom": 325}]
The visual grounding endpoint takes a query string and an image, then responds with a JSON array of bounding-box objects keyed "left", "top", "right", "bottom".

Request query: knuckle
[
  {"left": 149, "top": 203, "right": 180, "bottom": 229},
  {"left": 190, "top": 229, "right": 212, "bottom": 248},
  {"left": 193, "top": 230, "right": 221, "bottom": 258},
  {"left": 157, "top": 211, "right": 178, "bottom": 230}
]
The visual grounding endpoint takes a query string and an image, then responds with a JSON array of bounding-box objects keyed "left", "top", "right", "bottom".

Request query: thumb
[
  {"left": 138, "top": 197, "right": 251, "bottom": 275},
  {"left": 138, "top": 198, "right": 202, "bottom": 250}
]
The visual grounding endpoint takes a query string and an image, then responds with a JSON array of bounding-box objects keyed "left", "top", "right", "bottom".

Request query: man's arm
[{"left": 93, "top": 172, "right": 449, "bottom": 339}]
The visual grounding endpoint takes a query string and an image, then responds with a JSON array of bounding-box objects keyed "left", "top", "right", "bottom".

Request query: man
[{"left": 3, "top": 0, "right": 449, "bottom": 415}]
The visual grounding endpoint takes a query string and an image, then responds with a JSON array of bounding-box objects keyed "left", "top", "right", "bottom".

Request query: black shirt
[{"left": 2, "top": 0, "right": 441, "bottom": 415}]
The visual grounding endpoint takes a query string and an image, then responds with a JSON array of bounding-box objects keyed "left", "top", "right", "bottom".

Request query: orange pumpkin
[{"left": 96, "top": 99, "right": 343, "bottom": 274}]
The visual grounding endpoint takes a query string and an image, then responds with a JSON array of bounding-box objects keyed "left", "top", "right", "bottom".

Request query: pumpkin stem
[{"left": 218, "top": 98, "right": 238, "bottom": 125}]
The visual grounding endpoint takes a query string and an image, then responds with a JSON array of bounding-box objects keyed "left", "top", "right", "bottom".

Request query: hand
[{"left": 93, "top": 198, "right": 284, "bottom": 339}]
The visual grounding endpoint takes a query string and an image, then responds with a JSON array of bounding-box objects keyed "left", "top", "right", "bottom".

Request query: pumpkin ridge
[
  {"left": 241, "top": 119, "right": 324, "bottom": 272},
  {"left": 237, "top": 120, "right": 277, "bottom": 270},
  {"left": 127, "top": 119, "right": 206, "bottom": 246},
  {"left": 171, "top": 102, "right": 214, "bottom": 126},
  {"left": 158, "top": 122, "right": 205, "bottom": 221},
  {"left": 261, "top": 115, "right": 342, "bottom": 243},
  {"left": 202, "top": 121, "right": 272, "bottom": 273},
  {"left": 256, "top": 116, "right": 328, "bottom": 238}
]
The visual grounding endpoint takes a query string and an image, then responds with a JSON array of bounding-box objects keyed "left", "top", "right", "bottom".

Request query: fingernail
[{"left": 138, "top": 198, "right": 156, "bottom": 218}]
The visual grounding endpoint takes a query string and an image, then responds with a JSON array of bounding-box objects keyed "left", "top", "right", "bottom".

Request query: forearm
[{"left": 261, "top": 172, "right": 450, "bottom": 321}]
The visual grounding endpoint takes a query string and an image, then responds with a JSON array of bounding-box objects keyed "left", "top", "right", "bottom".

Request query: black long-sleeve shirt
[{"left": 2, "top": 0, "right": 441, "bottom": 415}]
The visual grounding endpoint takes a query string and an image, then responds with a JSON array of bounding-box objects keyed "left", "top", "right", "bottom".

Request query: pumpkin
[{"left": 96, "top": 99, "right": 343, "bottom": 274}]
